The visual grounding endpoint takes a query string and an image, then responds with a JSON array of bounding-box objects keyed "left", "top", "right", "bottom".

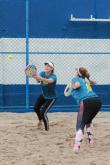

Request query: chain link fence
[
  {"left": 29, "top": 53, "right": 110, "bottom": 85},
  {"left": 0, "top": 38, "right": 110, "bottom": 112}
]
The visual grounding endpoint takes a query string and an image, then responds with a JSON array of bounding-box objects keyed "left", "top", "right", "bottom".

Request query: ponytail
[{"left": 79, "top": 67, "right": 96, "bottom": 85}]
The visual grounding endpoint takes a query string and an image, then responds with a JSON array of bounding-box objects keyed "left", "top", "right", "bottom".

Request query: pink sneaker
[
  {"left": 73, "top": 142, "right": 80, "bottom": 153},
  {"left": 86, "top": 124, "right": 94, "bottom": 147},
  {"left": 73, "top": 130, "right": 83, "bottom": 153}
]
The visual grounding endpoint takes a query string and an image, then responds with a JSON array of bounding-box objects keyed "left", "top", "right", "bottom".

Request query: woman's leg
[
  {"left": 86, "top": 123, "right": 94, "bottom": 146},
  {"left": 74, "top": 97, "right": 101, "bottom": 151},
  {"left": 34, "top": 95, "right": 45, "bottom": 127},
  {"left": 74, "top": 101, "right": 85, "bottom": 152},
  {"left": 83, "top": 97, "right": 102, "bottom": 146},
  {"left": 41, "top": 98, "right": 56, "bottom": 131}
]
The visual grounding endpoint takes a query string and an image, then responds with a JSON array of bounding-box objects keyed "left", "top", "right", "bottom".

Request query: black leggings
[
  {"left": 34, "top": 94, "right": 56, "bottom": 131},
  {"left": 76, "top": 97, "right": 102, "bottom": 131}
]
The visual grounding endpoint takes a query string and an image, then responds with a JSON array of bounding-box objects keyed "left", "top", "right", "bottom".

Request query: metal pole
[{"left": 26, "top": 0, "right": 29, "bottom": 111}]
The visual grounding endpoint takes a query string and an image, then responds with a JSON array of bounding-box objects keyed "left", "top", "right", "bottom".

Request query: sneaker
[
  {"left": 73, "top": 130, "right": 83, "bottom": 153},
  {"left": 75, "top": 130, "right": 83, "bottom": 142},
  {"left": 87, "top": 133, "right": 95, "bottom": 148},
  {"left": 73, "top": 142, "right": 80, "bottom": 153},
  {"left": 86, "top": 124, "right": 94, "bottom": 147}
]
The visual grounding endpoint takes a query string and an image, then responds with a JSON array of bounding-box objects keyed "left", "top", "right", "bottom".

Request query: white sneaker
[{"left": 73, "top": 130, "right": 83, "bottom": 153}]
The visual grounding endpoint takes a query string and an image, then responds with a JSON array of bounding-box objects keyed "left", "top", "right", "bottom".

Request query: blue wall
[
  {"left": 0, "top": 0, "right": 110, "bottom": 38},
  {"left": 0, "top": 0, "right": 26, "bottom": 37},
  {"left": 0, "top": 84, "right": 110, "bottom": 112}
]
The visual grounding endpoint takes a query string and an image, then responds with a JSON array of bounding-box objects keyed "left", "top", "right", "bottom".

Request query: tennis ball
[{"left": 7, "top": 54, "right": 13, "bottom": 59}]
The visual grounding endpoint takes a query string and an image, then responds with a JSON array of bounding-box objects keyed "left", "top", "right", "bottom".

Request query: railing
[{"left": 69, "top": 14, "right": 110, "bottom": 22}]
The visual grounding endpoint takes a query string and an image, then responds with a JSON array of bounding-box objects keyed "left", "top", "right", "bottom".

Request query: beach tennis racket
[
  {"left": 64, "top": 84, "right": 73, "bottom": 96},
  {"left": 25, "top": 64, "right": 37, "bottom": 78}
]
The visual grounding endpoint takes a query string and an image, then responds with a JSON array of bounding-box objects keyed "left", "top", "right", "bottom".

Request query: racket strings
[{"left": 25, "top": 65, "right": 37, "bottom": 77}]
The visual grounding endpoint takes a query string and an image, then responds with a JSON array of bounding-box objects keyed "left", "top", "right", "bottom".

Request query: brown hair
[
  {"left": 51, "top": 62, "right": 54, "bottom": 73},
  {"left": 79, "top": 67, "right": 95, "bottom": 85}
]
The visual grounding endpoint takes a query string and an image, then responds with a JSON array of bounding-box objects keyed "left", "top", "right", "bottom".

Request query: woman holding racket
[
  {"left": 33, "top": 61, "right": 57, "bottom": 131},
  {"left": 64, "top": 67, "right": 102, "bottom": 152}
]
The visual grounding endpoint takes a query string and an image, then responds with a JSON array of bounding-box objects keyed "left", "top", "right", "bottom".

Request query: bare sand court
[{"left": 0, "top": 112, "right": 110, "bottom": 165}]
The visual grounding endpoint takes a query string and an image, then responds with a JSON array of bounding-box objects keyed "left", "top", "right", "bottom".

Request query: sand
[{"left": 0, "top": 111, "right": 110, "bottom": 165}]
